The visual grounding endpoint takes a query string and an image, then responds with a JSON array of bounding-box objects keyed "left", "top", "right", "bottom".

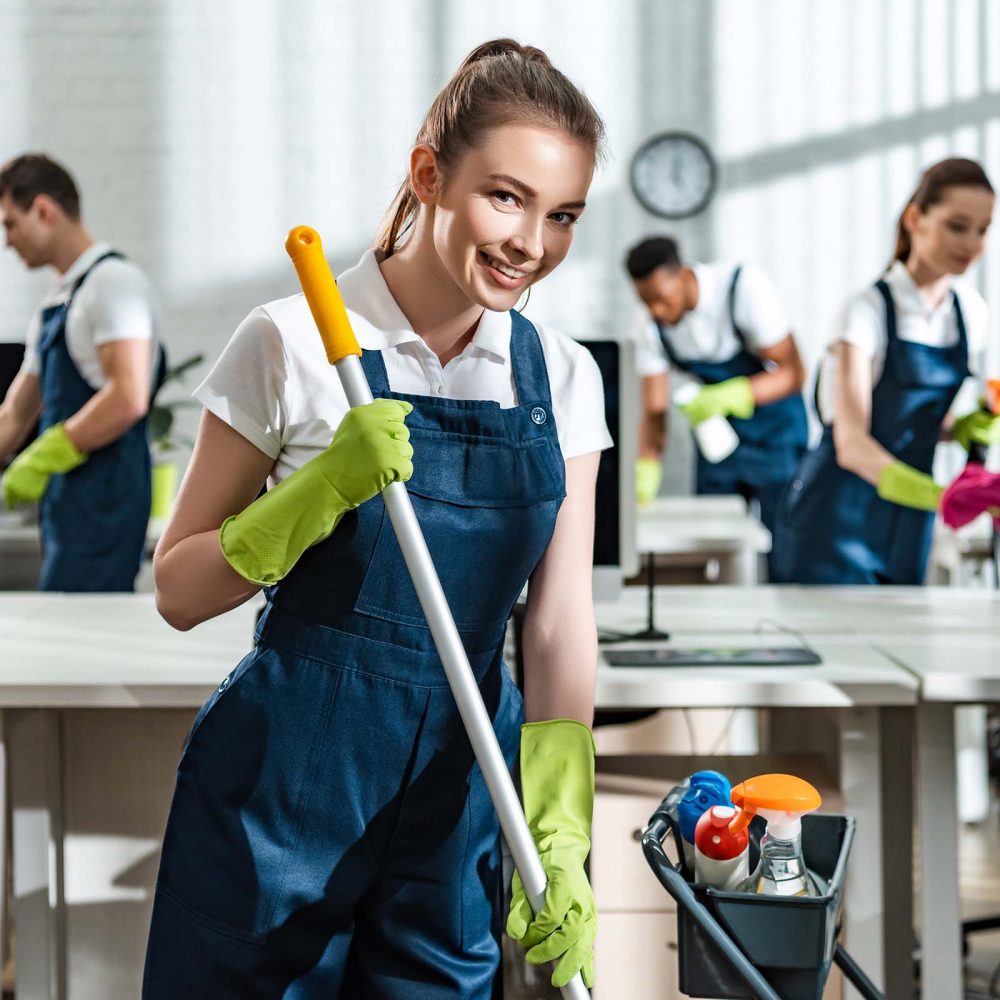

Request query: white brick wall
[{"left": 1, "top": 0, "right": 998, "bottom": 489}]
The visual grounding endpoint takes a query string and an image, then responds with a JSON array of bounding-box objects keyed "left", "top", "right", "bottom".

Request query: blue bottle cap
[{"left": 677, "top": 770, "right": 732, "bottom": 844}]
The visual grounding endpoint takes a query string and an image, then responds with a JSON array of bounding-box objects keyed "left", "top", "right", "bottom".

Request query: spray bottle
[
  {"left": 675, "top": 770, "right": 732, "bottom": 870},
  {"left": 731, "top": 773, "right": 824, "bottom": 897},
  {"left": 694, "top": 804, "right": 750, "bottom": 890}
]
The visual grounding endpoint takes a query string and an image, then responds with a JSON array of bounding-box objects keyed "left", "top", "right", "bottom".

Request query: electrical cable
[{"left": 753, "top": 616, "right": 822, "bottom": 660}]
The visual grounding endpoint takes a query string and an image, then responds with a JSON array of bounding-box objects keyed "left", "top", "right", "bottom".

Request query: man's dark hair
[
  {"left": 0, "top": 154, "right": 81, "bottom": 220},
  {"left": 625, "top": 236, "right": 682, "bottom": 280}
]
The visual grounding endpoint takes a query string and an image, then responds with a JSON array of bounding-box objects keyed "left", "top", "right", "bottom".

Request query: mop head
[{"left": 940, "top": 462, "right": 1000, "bottom": 529}]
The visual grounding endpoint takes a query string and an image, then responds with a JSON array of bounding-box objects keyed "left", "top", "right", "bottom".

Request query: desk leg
[
  {"left": 879, "top": 707, "right": 915, "bottom": 1000},
  {"left": 916, "top": 701, "right": 962, "bottom": 1000},
  {"left": 840, "top": 706, "right": 887, "bottom": 996},
  {"left": 9, "top": 709, "right": 65, "bottom": 1000}
]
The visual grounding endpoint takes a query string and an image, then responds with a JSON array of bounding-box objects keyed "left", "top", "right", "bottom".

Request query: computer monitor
[
  {"left": 577, "top": 338, "right": 639, "bottom": 601},
  {"left": 0, "top": 342, "right": 37, "bottom": 460}
]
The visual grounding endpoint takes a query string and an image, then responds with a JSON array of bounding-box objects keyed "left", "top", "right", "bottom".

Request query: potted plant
[{"left": 147, "top": 353, "right": 204, "bottom": 520}]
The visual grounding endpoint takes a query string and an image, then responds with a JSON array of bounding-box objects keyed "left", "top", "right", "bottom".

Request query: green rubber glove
[
  {"left": 507, "top": 719, "right": 597, "bottom": 989},
  {"left": 678, "top": 376, "right": 755, "bottom": 426},
  {"left": 636, "top": 457, "right": 663, "bottom": 504},
  {"left": 2, "top": 423, "right": 87, "bottom": 509},
  {"left": 951, "top": 408, "right": 1000, "bottom": 452},
  {"left": 877, "top": 461, "right": 943, "bottom": 512},
  {"left": 220, "top": 399, "right": 413, "bottom": 586}
]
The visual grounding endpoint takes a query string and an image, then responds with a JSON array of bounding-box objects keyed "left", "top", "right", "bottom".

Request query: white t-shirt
[
  {"left": 815, "top": 260, "right": 988, "bottom": 423},
  {"left": 632, "top": 261, "right": 790, "bottom": 378},
  {"left": 20, "top": 242, "right": 159, "bottom": 389},
  {"left": 195, "top": 249, "right": 612, "bottom": 484}
]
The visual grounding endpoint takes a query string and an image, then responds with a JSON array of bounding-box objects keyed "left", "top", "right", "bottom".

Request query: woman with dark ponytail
[
  {"left": 774, "top": 158, "right": 1000, "bottom": 584},
  {"left": 143, "top": 39, "right": 608, "bottom": 996}
]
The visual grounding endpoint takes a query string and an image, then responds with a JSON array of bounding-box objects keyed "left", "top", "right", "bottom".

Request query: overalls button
[
  {"left": 792, "top": 479, "right": 803, "bottom": 491},
  {"left": 530, "top": 407, "right": 547, "bottom": 425},
  {"left": 219, "top": 674, "right": 231, "bottom": 692}
]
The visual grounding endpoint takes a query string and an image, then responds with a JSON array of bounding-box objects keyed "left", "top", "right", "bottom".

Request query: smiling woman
[{"left": 144, "top": 37, "right": 612, "bottom": 999}]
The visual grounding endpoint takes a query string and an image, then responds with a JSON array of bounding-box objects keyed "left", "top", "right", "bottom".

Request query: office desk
[
  {"left": 607, "top": 582, "right": 1000, "bottom": 636},
  {"left": 873, "top": 633, "right": 1000, "bottom": 1000},
  {"left": 637, "top": 496, "right": 770, "bottom": 584},
  {"left": 0, "top": 595, "right": 259, "bottom": 1000}
]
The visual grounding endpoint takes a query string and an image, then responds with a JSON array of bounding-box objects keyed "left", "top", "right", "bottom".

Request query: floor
[{"left": 959, "top": 788, "right": 1000, "bottom": 1000}]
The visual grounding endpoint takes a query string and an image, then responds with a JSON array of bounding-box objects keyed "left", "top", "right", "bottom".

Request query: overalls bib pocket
[{"left": 354, "top": 430, "right": 564, "bottom": 632}]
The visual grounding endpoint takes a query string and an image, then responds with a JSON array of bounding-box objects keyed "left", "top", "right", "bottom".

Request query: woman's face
[
  {"left": 425, "top": 124, "right": 595, "bottom": 312},
  {"left": 907, "top": 185, "right": 995, "bottom": 276}
]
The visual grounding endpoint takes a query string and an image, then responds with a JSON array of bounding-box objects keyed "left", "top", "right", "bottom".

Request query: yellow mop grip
[{"left": 285, "top": 226, "right": 361, "bottom": 364}]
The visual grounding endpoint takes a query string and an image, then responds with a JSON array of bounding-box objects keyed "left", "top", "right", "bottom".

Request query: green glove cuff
[
  {"left": 219, "top": 469, "right": 349, "bottom": 587},
  {"left": 219, "top": 399, "right": 414, "bottom": 587},
  {"left": 519, "top": 719, "right": 595, "bottom": 851},
  {"left": 952, "top": 408, "right": 1000, "bottom": 451},
  {"left": 37, "top": 423, "right": 88, "bottom": 472},
  {"left": 635, "top": 457, "right": 663, "bottom": 504},
  {"left": 877, "top": 461, "right": 943, "bottom": 512},
  {"left": 1, "top": 423, "right": 87, "bottom": 509},
  {"left": 680, "top": 376, "right": 756, "bottom": 425},
  {"left": 725, "top": 376, "right": 756, "bottom": 420}
]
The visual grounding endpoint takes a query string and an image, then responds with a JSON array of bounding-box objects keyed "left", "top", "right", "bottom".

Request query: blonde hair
[{"left": 375, "top": 38, "right": 606, "bottom": 259}]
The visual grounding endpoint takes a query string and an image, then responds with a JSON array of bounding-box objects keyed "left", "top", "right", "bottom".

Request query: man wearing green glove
[
  {"left": 625, "top": 237, "right": 808, "bottom": 577},
  {"left": 0, "top": 154, "right": 162, "bottom": 591}
]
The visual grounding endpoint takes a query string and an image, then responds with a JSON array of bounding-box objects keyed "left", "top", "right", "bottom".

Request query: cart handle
[{"left": 641, "top": 792, "right": 782, "bottom": 1000}]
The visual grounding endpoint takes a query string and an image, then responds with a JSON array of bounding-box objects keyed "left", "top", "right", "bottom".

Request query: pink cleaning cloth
[{"left": 940, "top": 462, "right": 1000, "bottom": 529}]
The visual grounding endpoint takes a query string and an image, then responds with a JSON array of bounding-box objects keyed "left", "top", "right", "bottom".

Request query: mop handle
[{"left": 286, "top": 228, "right": 590, "bottom": 1000}]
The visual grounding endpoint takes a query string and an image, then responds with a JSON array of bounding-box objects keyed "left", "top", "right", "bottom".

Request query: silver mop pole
[{"left": 286, "top": 226, "right": 590, "bottom": 1000}]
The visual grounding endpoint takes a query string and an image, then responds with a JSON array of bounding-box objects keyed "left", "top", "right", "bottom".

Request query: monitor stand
[{"left": 599, "top": 551, "right": 670, "bottom": 643}]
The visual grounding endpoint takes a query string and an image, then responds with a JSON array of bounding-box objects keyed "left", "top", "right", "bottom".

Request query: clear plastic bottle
[{"left": 754, "top": 818, "right": 823, "bottom": 897}]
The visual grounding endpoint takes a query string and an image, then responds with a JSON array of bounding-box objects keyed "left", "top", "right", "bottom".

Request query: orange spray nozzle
[
  {"left": 985, "top": 380, "right": 1000, "bottom": 416},
  {"left": 730, "top": 773, "right": 822, "bottom": 816}
]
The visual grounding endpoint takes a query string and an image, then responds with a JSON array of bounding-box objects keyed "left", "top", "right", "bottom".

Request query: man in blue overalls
[
  {"left": 0, "top": 154, "right": 162, "bottom": 591},
  {"left": 625, "top": 236, "right": 809, "bottom": 577}
]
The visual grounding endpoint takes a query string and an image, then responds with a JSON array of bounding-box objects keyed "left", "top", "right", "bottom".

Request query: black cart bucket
[{"left": 640, "top": 785, "right": 885, "bottom": 1000}]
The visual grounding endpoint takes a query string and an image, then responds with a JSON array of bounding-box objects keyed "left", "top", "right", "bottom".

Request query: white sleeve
[
  {"left": 835, "top": 290, "right": 886, "bottom": 361},
  {"left": 731, "top": 265, "right": 790, "bottom": 351},
  {"left": 81, "top": 261, "right": 156, "bottom": 347},
  {"left": 539, "top": 328, "right": 614, "bottom": 460},
  {"left": 192, "top": 309, "right": 290, "bottom": 460},
  {"left": 631, "top": 312, "right": 669, "bottom": 377},
  {"left": 18, "top": 310, "right": 43, "bottom": 377}
]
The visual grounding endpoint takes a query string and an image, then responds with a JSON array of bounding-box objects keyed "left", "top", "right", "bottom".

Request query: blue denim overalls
[
  {"left": 772, "top": 280, "right": 969, "bottom": 585},
  {"left": 658, "top": 267, "right": 808, "bottom": 562},
  {"left": 36, "top": 251, "right": 155, "bottom": 591},
  {"left": 143, "top": 311, "right": 565, "bottom": 998}
]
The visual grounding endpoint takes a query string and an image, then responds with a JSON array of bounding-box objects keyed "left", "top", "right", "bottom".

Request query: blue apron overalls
[
  {"left": 36, "top": 251, "right": 158, "bottom": 592},
  {"left": 143, "top": 312, "right": 565, "bottom": 999},
  {"left": 771, "top": 280, "right": 969, "bottom": 585},
  {"left": 658, "top": 266, "right": 808, "bottom": 569}
]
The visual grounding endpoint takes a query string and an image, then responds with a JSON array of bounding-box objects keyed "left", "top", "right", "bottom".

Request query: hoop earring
[{"left": 514, "top": 287, "right": 532, "bottom": 313}]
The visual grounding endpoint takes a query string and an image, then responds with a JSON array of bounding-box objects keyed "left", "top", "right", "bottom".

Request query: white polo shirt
[
  {"left": 632, "top": 261, "right": 791, "bottom": 378},
  {"left": 20, "top": 242, "right": 159, "bottom": 389},
  {"left": 815, "top": 260, "right": 987, "bottom": 423},
  {"left": 195, "top": 249, "right": 612, "bottom": 484}
]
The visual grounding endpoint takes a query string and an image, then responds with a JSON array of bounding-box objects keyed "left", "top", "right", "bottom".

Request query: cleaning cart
[{"left": 641, "top": 783, "right": 886, "bottom": 1000}]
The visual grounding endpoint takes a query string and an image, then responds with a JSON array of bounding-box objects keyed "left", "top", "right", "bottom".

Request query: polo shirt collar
[{"left": 337, "top": 249, "right": 511, "bottom": 360}]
